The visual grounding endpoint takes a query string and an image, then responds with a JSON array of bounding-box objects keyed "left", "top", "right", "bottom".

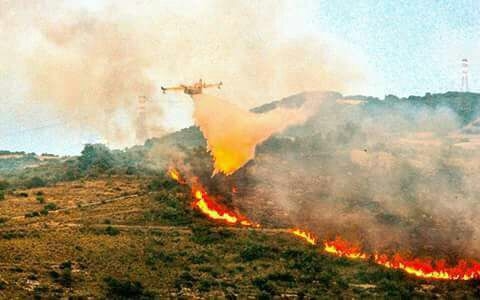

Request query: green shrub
[
  {"left": 33, "top": 285, "right": 48, "bottom": 298},
  {"left": 146, "top": 251, "right": 175, "bottom": 267},
  {"left": 126, "top": 166, "right": 137, "bottom": 175},
  {"left": 104, "top": 277, "right": 152, "bottom": 299},
  {"left": 174, "top": 271, "right": 196, "bottom": 289},
  {"left": 252, "top": 277, "right": 275, "bottom": 294},
  {"left": 57, "top": 267, "right": 72, "bottom": 287},
  {"left": 148, "top": 177, "right": 177, "bottom": 191},
  {"left": 60, "top": 261, "right": 72, "bottom": 269},
  {"left": 266, "top": 272, "right": 295, "bottom": 283},
  {"left": 25, "top": 177, "right": 46, "bottom": 189},
  {"left": 0, "top": 191, "right": 4, "bottom": 201},
  {"left": 240, "top": 244, "right": 272, "bottom": 261},
  {"left": 198, "top": 278, "right": 216, "bottom": 292},
  {"left": 0, "top": 180, "right": 9, "bottom": 190},
  {"left": 190, "top": 225, "right": 233, "bottom": 244},
  {"left": 188, "top": 253, "right": 209, "bottom": 264},
  {"left": 1, "top": 231, "right": 27, "bottom": 239},
  {"left": 25, "top": 211, "right": 40, "bottom": 218},
  {"left": 43, "top": 203, "right": 57, "bottom": 211},
  {"left": 105, "top": 226, "right": 120, "bottom": 236},
  {"left": 36, "top": 195, "right": 45, "bottom": 204}
]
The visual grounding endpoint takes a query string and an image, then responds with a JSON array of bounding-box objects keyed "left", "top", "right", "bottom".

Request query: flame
[
  {"left": 289, "top": 228, "right": 317, "bottom": 245},
  {"left": 374, "top": 254, "right": 480, "bottom": 280},
  {"left": 322, "top": 236, "right": 480, "bottom": 280},
  {"left": 324, "top": 237, "right": 367, "bottom": 260},
  {"left": 167, "top": 168, "right": 480, "bottom": 280},
  {"left": 167, "top": 168, "right": 257, "bottom": 227},
  {"left": 193, "top": 189, "right": 238, "bottom": 224},
  {"left": 193, "top": 189, "right": 259, "bottom": 226},
  {"left": 168, "top": 168, "right": 183, "bottom": 183}
]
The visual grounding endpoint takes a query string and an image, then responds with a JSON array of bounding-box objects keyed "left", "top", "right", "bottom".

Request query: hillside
[
  {"left": 1, "top": 91, "right": 480, "bottom": 297},
  {"left": 0, "top": 173, "right": 478, "bottom": 298},
  {"left": 144, "top": 91, "right": 480, "bottom": 151}
]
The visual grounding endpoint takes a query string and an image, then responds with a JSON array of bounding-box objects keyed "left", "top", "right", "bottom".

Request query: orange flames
[
  {"left": 168, "top": 168, "right": 257, "bottom": 227},
  {"left": 193, "top": 188, "right": 257, "bottom": 226},
  {"left": 322, "top": 237, "right": 480, "bottom": 280},
  {"left": 374, "top": 254, "right": 480, "bottom": 280},
  {"left": 168, "top": 168, "right": 183, "bottom": 183},
  {"left": 168, "top": 167, "right": 480, "bottom": 280},
  {"left": 288, "top": 231, "right": 480, "bottom": 280},
  {"left": 324, "top": 237, "right": 367, "bottom": 260},
  {"left": 289, "top": 228, "right": 317, "bottom": 245}
]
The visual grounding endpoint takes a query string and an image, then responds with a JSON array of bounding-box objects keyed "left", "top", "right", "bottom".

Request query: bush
[
  {"left": 190, "top": 225, "right": 233, "bottom": 244},
  {"left": 0, "top": 191, "right": 4, "bottom": 201},
  {"left": 148, "top": 177, "right": 177, "bottom": 191},
  {"left": 57, "top": 267, "right": 72, "bottom": 287},
  {"left": 0, "top": 180, "right": 9, "bottom": 190},
  {"left": 240, "top": 244, "right": 272, "bottom": 261},
  {"left": 25, "top": 211, "right": 40, "bottom": 218},
  {"left": 36, "top": 195, "right": 45, "bottom": 204},
  {"left": 198, "top": 278, "right": 216, "bottom": 292},
  {"left": 43, "top": 203, "right": 57, "bottom": 211},
  {"left": 104, "top": 277, "right": 152, "bottom": 299},
  {"left": 105, "top": 226, "right": 120, "bottom": 236},
  {"left": 174, "top": 271, "right": 197, "bottom": 289},
  {"left": 25, "top": 177, "right": 46, "bottom": 189},
  {"left": 126, "top": 166, "right": 137, "bottom": 175},
  {"left": 188, "top": 253, "right": 209, "bottom": 264},
  {"left": 1, "top": 231, "right": 26, "bottom": 239},
  {"left": 145, "top": 251, "right": 175, "bottom": 267},
  {"left": 266, "top": 272, "right": 295, "bottom": 283},
  {"left": 252, "top": 277, "right": 276, "bottom": 294}
]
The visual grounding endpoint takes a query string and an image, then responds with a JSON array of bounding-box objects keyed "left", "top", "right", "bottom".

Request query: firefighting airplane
[{"left": 161, "top": 79, "right": 222, "bottom": 95}]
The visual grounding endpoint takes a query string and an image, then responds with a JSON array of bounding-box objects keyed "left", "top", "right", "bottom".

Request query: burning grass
[
  {"left": 168, "top": 167, "right": 480, "bottom": 281},
  {"left": 168, "top": 168, "right": 258, "bottom": 227}
]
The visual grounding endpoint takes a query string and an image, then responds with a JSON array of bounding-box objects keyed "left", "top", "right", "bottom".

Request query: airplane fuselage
[
  {"left": 184, "top": 87, "right": 202, "bottom": 95},
  {"left": 161, "top": 79, "right": 222, "bottom": 95}
]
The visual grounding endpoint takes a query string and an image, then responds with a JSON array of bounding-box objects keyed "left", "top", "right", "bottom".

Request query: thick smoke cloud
[
  {"left": 0, "top": 0, "right": 365, "bottom": 148},
  {"left": 229, "top": 93, "right": 480, "bottom": 261}
]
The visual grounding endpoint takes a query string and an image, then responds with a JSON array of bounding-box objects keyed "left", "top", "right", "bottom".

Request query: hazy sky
[
  {"left": 0, "top": 0, "right": 478, "bottom": 154},
  {"left": 313, "top": 1, "right": 480, "bottom": 96}
]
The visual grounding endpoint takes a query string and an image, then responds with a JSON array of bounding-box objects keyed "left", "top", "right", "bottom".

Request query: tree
[
  {"left": 78, "top": 144, "right": 115, "bottom": 172},
  {"left": 25, "top": 177, "right": 46, "bottom": 188}
]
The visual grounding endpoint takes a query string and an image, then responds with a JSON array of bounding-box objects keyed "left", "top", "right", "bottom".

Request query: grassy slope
[{"left": 0, "top": 175, "right": 478, "bottom": 298}]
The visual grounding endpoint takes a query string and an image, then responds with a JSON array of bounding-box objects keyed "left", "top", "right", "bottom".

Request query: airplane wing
[
  {"left": 203, "top": 82, "right": 223, "bottom": 89},
  {"left": 161, "top": 85, "right": 185, "bottom": 93}
]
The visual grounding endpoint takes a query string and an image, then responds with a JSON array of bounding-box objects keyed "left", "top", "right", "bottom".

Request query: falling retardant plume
[{"left": 192, "top": 94, "right": 317, "bottom": 175}]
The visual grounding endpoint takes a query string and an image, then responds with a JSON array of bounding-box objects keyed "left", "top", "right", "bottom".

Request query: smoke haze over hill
[{"left": 0, "top": 0, "right": 366, "bottom": 152}]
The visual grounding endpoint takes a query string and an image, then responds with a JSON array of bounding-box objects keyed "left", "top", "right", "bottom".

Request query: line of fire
[{"left": 168, "top": 167, "right": 480, "bottom": 281}]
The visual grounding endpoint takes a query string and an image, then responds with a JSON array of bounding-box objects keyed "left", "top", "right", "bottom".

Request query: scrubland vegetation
[{"left": 0, "top": 92, "right": 480, "bottom": 297}]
